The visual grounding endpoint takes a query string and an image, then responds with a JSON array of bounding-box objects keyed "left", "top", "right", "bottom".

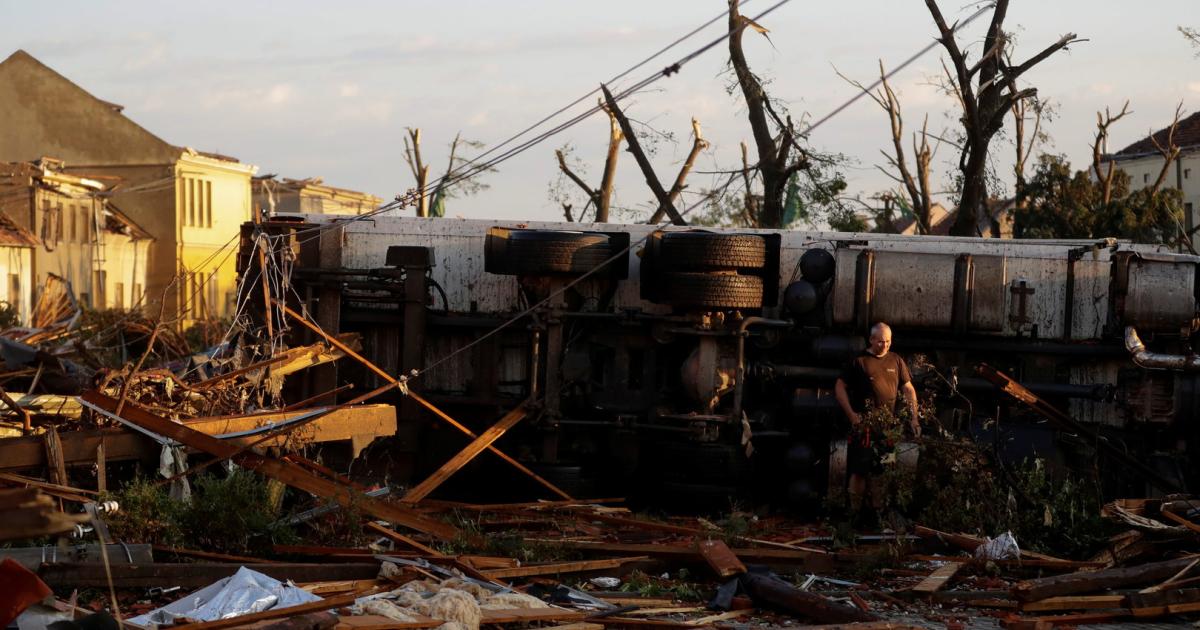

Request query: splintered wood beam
[
  {"left": 401, "top": 402, "right": 530, "bottom": 503},
  {"left": 697, "top": 539, "right": 747, "bottom": 578},
  {"left": 278, "top": 301, "right": 573, "bottom": 501},
  {"left": 481, "top": 556, "right": 648, "bottom": 579},
  {"left": 364, "top": 522, "right": 443, "bottom": 556},
  {"left": 79, "top": 391, "right": 458, "bottom": 541},
  {"left": 911, "top": 562, "right": 962, "bottom": 594}
]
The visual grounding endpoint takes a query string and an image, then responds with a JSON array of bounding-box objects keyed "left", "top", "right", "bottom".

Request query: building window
[
  {"left": 206, "top": 181, "right": 213, "bottom": 227},
  {"left": 8, "top": 274, "right": 20, "bottom": 315},
  {"left": 80, "top": 205, "right": 90, "bottom": 242},
  {"left": 68, "top": 204, "right": 77, "bottom": 242},
  {"left": 115, "top": 282, "right": 125, "bottom": 310},
  {"left": 1143, "top": 173, "right": 1150, "bottom": 184},
  {"left": 181, "top": 177, "right": 213, "bottom": 228},
  {"left": 1186, "top": 168, "right": 1192, "bottom": 180}
]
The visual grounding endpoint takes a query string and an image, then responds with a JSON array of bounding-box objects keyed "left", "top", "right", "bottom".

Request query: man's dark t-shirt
[{"left": 840, "top": 351, "right": 912, "bottom": 414}]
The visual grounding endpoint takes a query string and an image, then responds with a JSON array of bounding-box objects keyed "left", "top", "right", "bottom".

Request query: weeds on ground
[
  {"left": 618, "top": 569, "right": 704, "bottom": 601},
  {"left": 104, "top": 470, "right": 296, "bottom": 556},
  {"left": 435, "top": 510, "right": 579, "bottom": 564}
]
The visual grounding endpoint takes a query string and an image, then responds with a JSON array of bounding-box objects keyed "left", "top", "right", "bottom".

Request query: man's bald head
[{"left": 868, "top": 322, "right": 893, "bottom": 357}]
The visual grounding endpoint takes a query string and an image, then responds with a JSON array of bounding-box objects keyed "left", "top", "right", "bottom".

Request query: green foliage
[
  {"left": 1015, "top": 154, "right": 1186, "bottom": 244},
  {"left": 104, "top": 476, "right": 184, "bottom": 547},
  {"left": 879, "top": 438, "right": 1117, "bottom": 558},
  {"left": 104, "top": 471, "right": 295, "bottom": 556},
  {"left": 436, "top": 511, "right": 577, "bottom": 564},
  {"left": 179, "top": 471, "right": 295, "bottom": 555},
  {"left": 618, "top": 570, "right": 704, "bottom": 602}
]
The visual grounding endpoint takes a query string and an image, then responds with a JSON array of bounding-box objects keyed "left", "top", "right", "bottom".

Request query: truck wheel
[
  {"left": 504, "top": 230, "right": 615, "bottom": 275},
  {"left": 660, "top": 232, "right": 767, "bottom": 271},
  {"left": 662, "top": 272, "right": 763, "bottom": 309}
]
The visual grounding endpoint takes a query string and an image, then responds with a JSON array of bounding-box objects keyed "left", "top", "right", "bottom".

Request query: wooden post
[
  {"left": 96, "top": 439, "right": 106, "bottom": 494},
  {"left": 44, "top": 427, "right": 67, "bottom": 510}
]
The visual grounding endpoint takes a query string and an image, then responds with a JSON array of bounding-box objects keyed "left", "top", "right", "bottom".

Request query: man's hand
[
  {"left": 909, "top": 421, "right": 922, "bottom": 438},
  {"left": 848, "top": 411, "right": 862, "bottom": 427}
]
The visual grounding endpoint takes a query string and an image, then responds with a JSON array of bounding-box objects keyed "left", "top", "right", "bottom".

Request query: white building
[{"left": 1106, "top": 110, "right": 1200, "bottom": 238}]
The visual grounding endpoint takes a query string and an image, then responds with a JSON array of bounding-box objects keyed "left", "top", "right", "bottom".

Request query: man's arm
[
  {"left": 834, "top": 378, "right": 860, "bottom": 427},
  {"left": 902, "top": 381, "right": 920, "bottom": 437}
]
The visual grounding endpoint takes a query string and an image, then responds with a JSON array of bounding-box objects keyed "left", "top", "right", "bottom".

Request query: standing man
[{"left": 834, "top": 322, "right": 920, "bottom": 519}]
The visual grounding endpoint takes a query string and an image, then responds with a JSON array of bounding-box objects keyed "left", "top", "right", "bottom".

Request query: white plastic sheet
[
  {"left": 128, "top": 566, "right": 321, "bottom": 627},
  {"left": 973, "top": 531, "right": 1020, "bottom": 561}
]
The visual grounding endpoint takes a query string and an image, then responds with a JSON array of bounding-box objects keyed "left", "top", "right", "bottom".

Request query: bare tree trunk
[
  {"left": 596, "top": 105, "right": 623, "bottom": 222},
  {"left": 728, "top": 0, "right": 796, "bottom": 228},
  {"left": 648, "top": 119, "right": 709, "bottom": 224},
  {"left": 924, "top": 0, "right": 1079, "bottom": 236},
  {"left": 403, "top": 128, "right": 430, "bottom": 217},
  {"left": 1091, "top": 102, "right": 1131, "bottom": 206},
  {"left": 601, "top": 85, "right": 687, "bottom": 226}
]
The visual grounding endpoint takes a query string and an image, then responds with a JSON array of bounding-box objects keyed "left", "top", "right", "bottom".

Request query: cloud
[
  {"left": 1090, "top": 83, "right": 1115, "bottom": 95},
  {"left": 339, "top": 83, "right": 361, "bottom": 98},
  {"left": 199, "top": 82, "right": 296, "bottom": 111},
  {"left": 1189, "top": 82, "right": 1200, "bottom": 94}
]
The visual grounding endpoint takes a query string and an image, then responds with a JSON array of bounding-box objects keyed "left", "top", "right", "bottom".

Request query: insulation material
[
  {"left": 479, "top": 592, "right": 549, "bottom": 610},
  {"left": 416, "top": 589, "right": 482, "bottom": 630},
  {"left": 355, "top": 599, "right": 420, "bottom": 622}
]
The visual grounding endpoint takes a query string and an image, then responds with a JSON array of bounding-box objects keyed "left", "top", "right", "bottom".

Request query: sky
[{"left": 3, "top": 1, "right": 1197, "bottom": 224}]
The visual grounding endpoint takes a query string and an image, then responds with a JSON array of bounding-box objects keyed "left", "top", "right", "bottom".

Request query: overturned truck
[{"left": 239, "top": 216, "right": 1199, "bottom": 506}]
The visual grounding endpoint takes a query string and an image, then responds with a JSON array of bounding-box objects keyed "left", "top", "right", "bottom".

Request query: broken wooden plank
[
  {"left": 0, "top": 405, "right": 397, "bottom": 472},
  {"left": 280, "top": 302, "right": 572, "bottom": 501},
  {"left": 482, "top": 556, "right": 648, "bottom": 579},
  {"left": 38, "top": 562, "right": 380, "bottom": 589},
  {"left": 527, "top": 539, "right": 837, "bottom": 572},
  {"left": 696, "top": 539, "right": 747, "bottom": 578},
  {"left": 152, "top": 545, "right": 281, "bottom": 564},
  {"left": 910, "top": 562, "right": 961, "bottom": 594},
  {"left": 1012, "top": 555, "right": 1200, "bottom": 602},
  {"left": 1020, "top": 595, "right": 1126, "bottom": 612},
  {"left": 365, "top": 522, "right": 443, "bottom": 556},
  {"left": 686, "top": 609, "right": 751, "bottom": 626},
  {"left": 401, "top": 401, "right": 530, "bottom": 503},
  {"left": 479, "top": 608, "right": 586, "bottom": 624},
  {"left": 334, "top": 615, "right": 442, "bottom": 629},
  {"left": 1160, "top": 509, "right": 1200, "bottom": 535},
  {"left": 1001, "top": 610, "right": 1130, "bottom": 629},
  {"left": 1128, "top": 587, "right": 1200, "bottom": 617},
  {"left": 80, "top": 391, "right": 457, "bottom": 541}
]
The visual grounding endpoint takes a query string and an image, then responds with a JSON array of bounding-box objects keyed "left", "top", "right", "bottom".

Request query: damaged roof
[
  {"left": 0, "top": 212, "right": 39, "bottom": 248},
  {"left": 1114, "top": 110, "right": 1200, "bottom": 158}
]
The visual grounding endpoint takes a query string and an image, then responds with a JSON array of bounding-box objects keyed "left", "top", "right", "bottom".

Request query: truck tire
[
  {"left": 660, "top": 232, "right": 766, "bottom": 271},
  {"left": 504, "top": 230, "right": 615, "bottom": 275},
  {"left": 662, "top": 272, "right": 763, "bottom": 309}
]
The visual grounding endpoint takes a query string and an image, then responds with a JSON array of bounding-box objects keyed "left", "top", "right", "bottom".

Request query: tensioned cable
[
  {"left": 273, "top": 0, "right": 795, "bottom": 243},
  {"left": 249, "top": 2, "right": 997, "bottom": 385}
]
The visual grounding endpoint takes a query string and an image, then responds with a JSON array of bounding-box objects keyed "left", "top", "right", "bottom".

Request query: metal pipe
[
  {"left": 732, "top": 317, "right": 792, "bottom": 419},
  {"left": 1126, "top": 326, "right": 1200, "bottom": 371}
]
